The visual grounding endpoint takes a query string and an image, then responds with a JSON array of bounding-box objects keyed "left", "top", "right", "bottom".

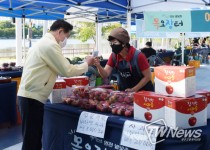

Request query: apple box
[
  {"left": 188, "top": 60, "right": 200, "bottom": 68},
  {"left": 196, "top": 90, "right": 210, "bottom": 119},
  {"left": 154, "top": 66, "right": 196, "bottom": 97},
  {"left": 49, "top": 79, "right": 66, "bottom": 104},
  {"left": 63, "top": 76, "right": 89, "bottom": 96},
  {"left": 134, "top": 91, "right": 165, "bottom": 124},
  {"left": 165, "top": 95, "right": 207, "bottom": 129}
]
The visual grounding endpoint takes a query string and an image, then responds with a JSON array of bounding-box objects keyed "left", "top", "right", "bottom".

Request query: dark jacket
[{"left": 141, "top": 47, "right": 156, "bottom": 58}]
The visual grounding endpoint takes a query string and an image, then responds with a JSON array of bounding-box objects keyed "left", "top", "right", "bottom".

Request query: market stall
[
  {"left": 43, "top": 103, "right": 210, "bottom": 150},
  {"left": 0, "top": 81, "right": 17, "bottom": 125}
]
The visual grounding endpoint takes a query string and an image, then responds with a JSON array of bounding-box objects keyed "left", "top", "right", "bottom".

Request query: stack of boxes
[
  {"left": 49, "top": 76, "right": 89, "bottom": 103},
  {"left": 134, "top": 66, "right": 207, "bottom": 129},
  {"left": 188, "top": 60, "right": 200, "bottom": 68}
]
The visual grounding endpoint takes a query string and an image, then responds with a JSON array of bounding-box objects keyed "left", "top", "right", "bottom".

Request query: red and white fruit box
[
  {"left": 165, "top": 95, "right": 207, "bottom": 129},
  {"left": 154, "top": 66, "right": 196, "bottom": 97},
  {"left": 133, "top": 91, "right": 166, "bottom": 124},
  {"left": 49, "top": 79, "right": 66, "bottom": 104},
  {"left": 196, "top": 90, "right": 210, "bottom": 119},
  {"left": 63, "top": 76, "right": 89, "bottom": 96}
]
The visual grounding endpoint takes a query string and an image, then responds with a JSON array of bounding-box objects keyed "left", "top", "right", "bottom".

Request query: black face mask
[{"left": 111, "top": 44, "right": 124, "bottom": 54}]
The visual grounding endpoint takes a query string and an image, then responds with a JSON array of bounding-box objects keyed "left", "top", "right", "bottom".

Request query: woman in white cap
[{"left": 94, "top": 27, "right": 154, "bottom": 92}]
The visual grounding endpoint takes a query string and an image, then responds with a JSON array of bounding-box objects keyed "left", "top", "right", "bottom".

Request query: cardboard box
[
  {"left": 165, "top": 95, "right": 207, "bottom": 129},
  {"left": 134, "top": 91, "right": 165, "bottom": 124},
  {"left": 49, "top": 79, "right": 66, "bottom": 103},
  {"left": 63, "top": 76, "right": 89, "bottom": 96},
  {"left": 196, "top": 90, "right": 210, "bottom": 119},
  {"left": 155, "top": 66, "right": 196, "bottom": 97},
  {"left": 188, "top": 60, "right": 200, "bottom": 68}
]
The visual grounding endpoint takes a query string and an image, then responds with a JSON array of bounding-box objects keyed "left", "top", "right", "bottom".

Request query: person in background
[
  {"left": 17, "top": 20, "right": 94, "bottom": 150},
  {"left": 141, "top": 41, "right": 156, "bottom": 58},
  {"left": 201, "top": 38, "right": 207, "bottom": 47},
  {"left": 193, "top": 38, "right": 200, "bottom": 46},
  {"left": 93, "top": 27, "right": 154, "bottom": 92}
]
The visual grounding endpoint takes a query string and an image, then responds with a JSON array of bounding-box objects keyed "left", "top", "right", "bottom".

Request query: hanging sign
[
  {"left": 191, "top": 10, "right": 210, "bottom": 32},
  {"left": 144, "top": 11, "right": 191, "bottom": 32}
]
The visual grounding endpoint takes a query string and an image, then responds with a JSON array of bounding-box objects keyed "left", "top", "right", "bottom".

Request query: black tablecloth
[
  {"left": 0, "top": 71, "right": 22, "bottom": 78},
  {"left": 43, "top": 103, "right": 210, "bottom": 150},
  {"left": 0, "top": 81, "right": 17, "bottom": 124}
]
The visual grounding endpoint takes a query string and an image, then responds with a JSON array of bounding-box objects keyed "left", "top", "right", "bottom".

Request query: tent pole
[
  {"left": 15, "top": 18, "right": 22, "bottom": 66},
  {"left": 181, "top": 33, "right": 185, "bottom": 65},
  {"left": 43, "top": 20, "right": 48, "bottom": 36},
  {"left": 95, "top": 22, "right": 102, "bottom": 56},
  {"left": 161, "top": 38, "right": 164, "bottom": 49},
  {"left": 126, "top": 10, "right": 131, "bottom": 37},
  {"left": 22, "top": 18, "right": 26, "bottom": 63}
]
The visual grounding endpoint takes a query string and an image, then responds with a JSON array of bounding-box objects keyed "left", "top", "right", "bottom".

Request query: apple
[
  {"left": 188, "top": 117, "right": 197, "bottom": 126},
  {"left": 144, "top": 112, "right": 152, "bottom": 121},
  {"left": 124, "top": 110, "right": 133, "bottom": 117},
  {"left": 117, "top": 108, "right": 125, "bottom": 115},
  {"left": 166, "top": 85, "right": 173, "bottom": 94},
  {"left": 111, "top": 108, "right": 118, "bottom": 114}
]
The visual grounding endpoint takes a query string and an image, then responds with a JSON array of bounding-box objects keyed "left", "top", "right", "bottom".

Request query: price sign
[
  {"left": 76, "top": 111, "right": 108, "bottom": 138},
  {"left": 120, "top": 120, "right": 159, "bottom": 150}
]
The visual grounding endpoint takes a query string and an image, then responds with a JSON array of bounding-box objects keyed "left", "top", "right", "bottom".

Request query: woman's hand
[{"left": 93, "top": 57, "right": 101, "bottom": 67}]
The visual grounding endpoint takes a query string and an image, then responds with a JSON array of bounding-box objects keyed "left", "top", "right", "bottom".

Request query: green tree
[
  {"left": 0, "top": 21, "right": 15, "bottom": 29},
  {"left": 102, "top": 23, "right": 121, "bottom": 36},
  {"left": 76, "top": 22, "right": 121, "bottom": 43},
  {"left": 0, "top": 20, "right": 44, "bottom": 39},
  {"left": 77, "top": 22, "right": 96, "bottom": 42}
]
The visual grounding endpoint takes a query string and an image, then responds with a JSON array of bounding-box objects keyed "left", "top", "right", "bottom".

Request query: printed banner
[
  {"left": 191, "top": 10, "right": 210, "bottom": 32},
  {"left": 144, "top": 11, "right": 191, "bottom": 32}
]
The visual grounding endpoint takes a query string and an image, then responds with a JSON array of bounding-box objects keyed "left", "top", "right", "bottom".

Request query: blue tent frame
[{"left": 0, "top": 0, "right": 139, "bottom": 22}]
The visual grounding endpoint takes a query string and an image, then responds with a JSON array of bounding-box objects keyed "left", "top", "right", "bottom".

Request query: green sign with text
[{"left": 144, "top": 11, "right": 192, "bottom": 32}]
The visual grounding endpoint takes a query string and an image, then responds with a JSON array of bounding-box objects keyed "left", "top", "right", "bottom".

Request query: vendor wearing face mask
[
  {"left": 17, "top": 20, "right": 94, "bottom": 150},
  {"left": 94, "top": 27, "right": 154, "bottom": 92}
]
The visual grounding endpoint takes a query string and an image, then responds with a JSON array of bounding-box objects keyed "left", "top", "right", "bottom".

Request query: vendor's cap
[{"left": 108, "top": 27, "right": 130, "bottom": 44}]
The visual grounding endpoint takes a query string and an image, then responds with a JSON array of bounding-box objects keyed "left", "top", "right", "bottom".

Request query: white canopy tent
[
  {"left": 132, "top": 0, "right": 210, "bottom": 64},
  {"left": 132, "top": 0, "right": 210, "bottom": 13}
]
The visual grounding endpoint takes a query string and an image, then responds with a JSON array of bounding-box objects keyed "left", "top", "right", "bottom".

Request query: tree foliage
[
  {"left": 76, "top": 22, "right": 121, "bottom": 43},
  {"left": 102, "top": 23, "right": 121, "bottom": 36},
  {"left": 0, "top": 20, "right": 43, "bottom": 39},
  {"left": 77, "top": 22, "right": 96, "bottom": 42},
  {"left": 0, "top": 21, "right": 15, "bottom": 29}
]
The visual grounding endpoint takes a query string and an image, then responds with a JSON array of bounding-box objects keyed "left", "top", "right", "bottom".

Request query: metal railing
[{"left": 0, "top": 48, "right": 94, "bottom": 58}]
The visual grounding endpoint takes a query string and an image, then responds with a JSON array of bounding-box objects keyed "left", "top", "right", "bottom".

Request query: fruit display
[
  {"left": 10, "top": 62, "right": 16, "bottom": 67},
  {"left": 63, "top": 95, "right": 78, "bottom": 105},
  {"left": 109, "top": 102, "right": 133, "bottom": 117},
  {"left": 89, "top": 88, "right": 113, "bottom": 101},
  {"left": 72, "top": 86, "right": 92, "bottom": 98},
  {"left": 63, "top": 87, "right": 134, "bottom": 117},
  {"left": 109, "top": 91, "right": 134, "bottom": 104},
  {"left": 1, "top": 62, "right": 22, "bottom": 71},
  {"left": 2, "top": 63, "right": 9, "bottom": 68},
  {"left": 96, "top": 101, "right": 110, "bottom": 112}
]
